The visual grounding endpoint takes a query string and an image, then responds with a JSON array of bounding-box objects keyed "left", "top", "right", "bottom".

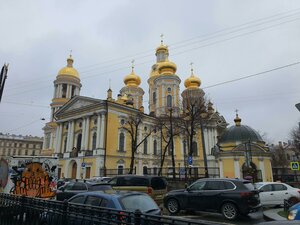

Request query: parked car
[
  {"left": 41, "top": 191, "right": 161, "bottom": 225},
  {"left": 254, "top": 182, "right": 300, "bottom": 206},
  {"left": 288, "top": 202, "right": 300, "bottom": 220},
  {"left": 56, "top": 181, "right": 112, "bottom": 201},
  {"left": 163, "top": 178, "right": 261, "bottom": 220},
  {"left": 56, "top": 178, "right": 73, "bottom": 189},
  {"left": 107, "top": 175, "right": 168, "bottom": 205},
  {"left": 88, "top": 176, "right": 111, "bottom": 183}
]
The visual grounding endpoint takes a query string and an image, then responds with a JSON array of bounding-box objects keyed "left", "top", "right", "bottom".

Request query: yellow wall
[
  {"left": 264, "top": 159, "right": 273, "bottom": 182},
  {"left": 223, "top": 158, "right": 235, "bottom": 178}
]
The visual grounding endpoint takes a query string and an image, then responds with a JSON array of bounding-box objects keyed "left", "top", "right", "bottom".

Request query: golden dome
[
  {"left": 155, "top": 43, "right": 169, "bottom": 54},
  {"left": 158, "top": 60, "right": 177, "bottom": 75},
  {"left": 124, "top": 63, "right": 141, "bottom": 87},
  {"left": 57, "top": 55, "right": 79, "bottom": 78},
  {"left": 184, "top": 68, "right": 201, "bottom": 89}
]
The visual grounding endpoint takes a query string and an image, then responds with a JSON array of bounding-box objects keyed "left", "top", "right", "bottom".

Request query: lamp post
[{"left": 200, "top": 120, "right": 209, "bottom": 178}]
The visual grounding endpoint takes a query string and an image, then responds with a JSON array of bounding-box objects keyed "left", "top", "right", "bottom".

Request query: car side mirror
[
  {"left": 186, "top": 187, "right": 190, "bottom": 192},
  {"left": 60, "top": 186, "right": 65, "bottom": 192},
  {"left": 259, "top": 189, "right": 263, "bottom": 193}
]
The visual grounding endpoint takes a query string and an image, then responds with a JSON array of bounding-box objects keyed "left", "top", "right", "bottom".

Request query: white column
[
  {"left": 96, "top": 114, "right": 101, "bottom": 148},
  {"left": 173, "top": 87, "right": 176, "bottom": 107},
  {"left": 54, "top": 125, "right": 60, "bottom": 153},
  {"left": 66, "top": 85, "right": 70, "bottom": 98},
  {"left": 234, "top": 159, "right": 241, "bottom": 179},
  {"left": 42, "top": 134, "right": 46, "bottom": 149},
  {"left": 56, "top": 124, "right": 63, "bottom": 154},
  {"left": 162, "top": 85, "right": 165, "bottom": 107},
  {"left": 69, "top": 121, "right": 74, "bottom": 152},
  {"left": 50, "top": 132, "right": 54, "bottom": 149},
  {"left": 259, "top": 159, "right": 266, "bottom": 181},
  {"left": 66, "top": 121, "right": 71, "bottom": 152},
  {"left": 100, "top": 114, "right": 105, "bottom": 149},
  {"left": 81, "top": 118, "right": 86, "bottom": 150},
  {"left": 219, "top": 159, "right": 224, "bottom": 178},
  {"left": 84, "top": 116, "right": 90, "bottom": 150}
]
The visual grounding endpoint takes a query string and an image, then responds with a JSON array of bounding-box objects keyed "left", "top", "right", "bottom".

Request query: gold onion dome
[
  {"left": 124, "top": 63, "right": 141, "bottom": 87},
  {"left": 234, "top": 113, "right": 242, "bottom": 126},
  {"left": 184, "top": 67, "right": 201, "bottom": 89},
  {"left": 158, "top": 60, "right": 177, "bottom": 74},
  {"left": 57, "top": 55, "right": 79, "bottom": 78}
]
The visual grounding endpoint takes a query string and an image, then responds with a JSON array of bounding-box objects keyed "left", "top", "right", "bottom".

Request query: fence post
[
  {"left": 134, "top": 209, "right": 141, "bottom": 225},
  {"left": 62, "top": 200, "right": 68, "bottom": 225}
]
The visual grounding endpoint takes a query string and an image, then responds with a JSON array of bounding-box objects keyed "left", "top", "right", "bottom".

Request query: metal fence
[
  {"left": 0, "top": 193, "right": 218, "bottom": 225},
  {"left": 100, "top": 167, "right": 219, "bottom": 179}
]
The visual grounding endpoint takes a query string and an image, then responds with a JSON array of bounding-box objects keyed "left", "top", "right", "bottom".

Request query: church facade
[{"left": 42, "top": 41, "right": 272, "bottom": 181}]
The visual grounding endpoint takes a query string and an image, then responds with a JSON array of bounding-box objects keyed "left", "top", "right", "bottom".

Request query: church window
[
  {"left": 119, "top": 133, "right": 125, "bottom": 151},
  {"left": 62, "top": 84, "right": 67, "bottom": 98},
  {"left": 118, "top": 165, "right": 124, "bottom": 175},
  {"left": 71, "top": 86, "right": 76, "bottom": 97},
  {"left": 153, "top": 140, "right": 157, "bottom": 155},
  {"left": 120, "top": 119, "right": 125, "bottom": 125},
  {"left": 144, "top": 138, "right": 148, "bottom": 154},
  {"left": 183, "top": 140, "right": 187, "bottom": 156},
  {"left": 79, "top": 122, "right": 82, "bottom": 128},
  {"left": 92, "top": 132, "right": 97, "bottom": 150},
  {"left": 192, "top": 141, "right": 198, "bottom": 156},
  {"left": 167, "top": 95, "right": 172, "bottom": 108},
  {"left": 63, "top": 137, "right": 67, "bottom": 152},
  {"left": 143, "top": 166, "right": 148, "bottom": 175},
  {"left": 94, "top": 119, "right": 97, "bottom": 125},
  {"left": 76, "top": 134, "right": 82, "bottom": 151},
  {"left": 153, "top": 92, "right": 156, "bottom": 105},
  {"left": 167, "top": 87, "right": 171, "bottom": 93}
]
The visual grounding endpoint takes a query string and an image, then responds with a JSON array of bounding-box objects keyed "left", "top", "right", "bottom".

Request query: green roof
[{"left": 219, "top": 125, "right": 263, "bottom": 143}]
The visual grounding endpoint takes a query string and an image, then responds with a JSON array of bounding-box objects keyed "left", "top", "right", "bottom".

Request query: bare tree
[
  {"left": 121, "top": 112, "right": 155, "bottom": 174},
  {"left": 157, "top": 109, "right": 181, "bottom": 178},
  {"left": 181, "top": 88, "right": 208, "bottom": 176},
  {"left": 271, "top": 143, "right": 289, "bottom": 168},
  {"left": 290, "top": 122, "right": 300, "bottom": 158}
]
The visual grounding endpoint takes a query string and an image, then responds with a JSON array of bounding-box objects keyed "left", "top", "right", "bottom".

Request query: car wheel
[
  {"left": 288, "top": 197, "right": 299, "bottom": 206},
  {"left": 221, "top": 202, "right": 238, "bottom": 220},
  {"left": 166, "top": 198, "right": 180, "bottom": 214}
]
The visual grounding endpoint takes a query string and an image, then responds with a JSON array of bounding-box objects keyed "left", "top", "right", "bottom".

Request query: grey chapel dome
[{"left": 219, "top": 114, "right": 263, "bottom": 144}]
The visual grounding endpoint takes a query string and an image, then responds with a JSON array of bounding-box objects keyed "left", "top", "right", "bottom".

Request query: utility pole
[
  {"left": 0, "top": 64, "right": 9, "bottom": 103},
  {"left": 200, "top": 120, "right": 209, "bottom": 178},
  {"left": 169, "top": 108, "right": 176, "bottom": 179}
]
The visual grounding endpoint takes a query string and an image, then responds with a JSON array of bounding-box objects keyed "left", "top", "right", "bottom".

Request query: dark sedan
[
  {"left": 41, "top": 191, "right": 161, "bottom": 225},
  {"left": 56, "top": 181, "right": 112, "bottom": 201},
  {"left": 164, "top": 178, "right": 261, "bottom": 220}
]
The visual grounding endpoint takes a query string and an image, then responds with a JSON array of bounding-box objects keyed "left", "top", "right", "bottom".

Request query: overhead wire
[{"left": 5, "top": 7, "right": 300, "bottom": 91}]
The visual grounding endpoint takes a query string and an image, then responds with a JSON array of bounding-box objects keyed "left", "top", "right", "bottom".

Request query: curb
[{"left": 263, "top": 208, "right": 287, "bottom": 221}]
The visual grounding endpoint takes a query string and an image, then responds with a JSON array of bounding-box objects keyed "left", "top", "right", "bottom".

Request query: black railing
[
  {"left": 0, "top": 193, "right": 217, "bottom": 225},
  {"left": 100, "top": 167, "right": 219, "bottom": 179}
]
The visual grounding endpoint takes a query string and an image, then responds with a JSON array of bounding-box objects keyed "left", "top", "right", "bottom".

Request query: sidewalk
[{"left": 263, "top": 208, "right": 287, "bottom": 221}]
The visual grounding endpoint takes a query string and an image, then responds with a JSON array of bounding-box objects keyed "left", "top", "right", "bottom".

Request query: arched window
[
  {"left": 183, "top": 140, "right": 187, "bottom": 156},
  {"left": 143, "top": 166, "right": 148, "bottom": 175},
  {"left": 144, "top": 138, "right": 148, "bottom": 154},
  {"left": 119, "top": 133, "right": 125, "bottom": 151},
  {"left": 76, "top": 134, "right": 82, "bottom": 151},
  {"left": 118, "top": 165, "right": 124, "bottom": 175},
  {"left": 92, "top": 132, "right": 97, "bottom": 150},
  {"left": 62, "top": 84, "right": 67, "bottom": 98},
  {"left": 167, "top": 95, "right": 172, "bottom": 108},
  {"left": 63, "top": 137, "right": 68, "bottom": 152},
  {"left": 192, "top": 141, "right": 198, "bottom": 156},
  {"left": 153, "top": 140, "right": 157, "bottom": 155},
  {"left": 153, "top": 92, "right": 156, "bottom": 105}
]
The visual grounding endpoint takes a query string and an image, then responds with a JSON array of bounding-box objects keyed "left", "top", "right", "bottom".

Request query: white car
[{"left": 255, "top": 182, "right": 300, "bottom": 206}]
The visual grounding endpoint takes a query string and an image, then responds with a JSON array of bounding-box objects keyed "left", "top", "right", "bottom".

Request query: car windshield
[
  {"left": 120, "top": 195, "right": 159, "bottom": 212},
  {"left": 244, "top": 182, "right": 255, "bottom": 190},
  {"left": 90, "top": 184, "right": 112, "bottom": 191},
  {"left": 254, "top": 183, "right": 264, "bottom": 189}
]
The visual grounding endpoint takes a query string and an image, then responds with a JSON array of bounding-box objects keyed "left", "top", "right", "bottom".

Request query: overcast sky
[{"left": 1, "top": 0, "right": 300, "bottom": 144}]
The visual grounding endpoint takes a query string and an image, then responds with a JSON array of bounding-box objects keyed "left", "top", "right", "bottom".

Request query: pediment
[{"left": 56, "top": 96, "right": 102, "bottom": 116}]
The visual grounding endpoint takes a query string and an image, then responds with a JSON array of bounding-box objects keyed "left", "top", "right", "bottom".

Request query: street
[{"left": 170, "top": 209, "right": 266, "bottom": 225}]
